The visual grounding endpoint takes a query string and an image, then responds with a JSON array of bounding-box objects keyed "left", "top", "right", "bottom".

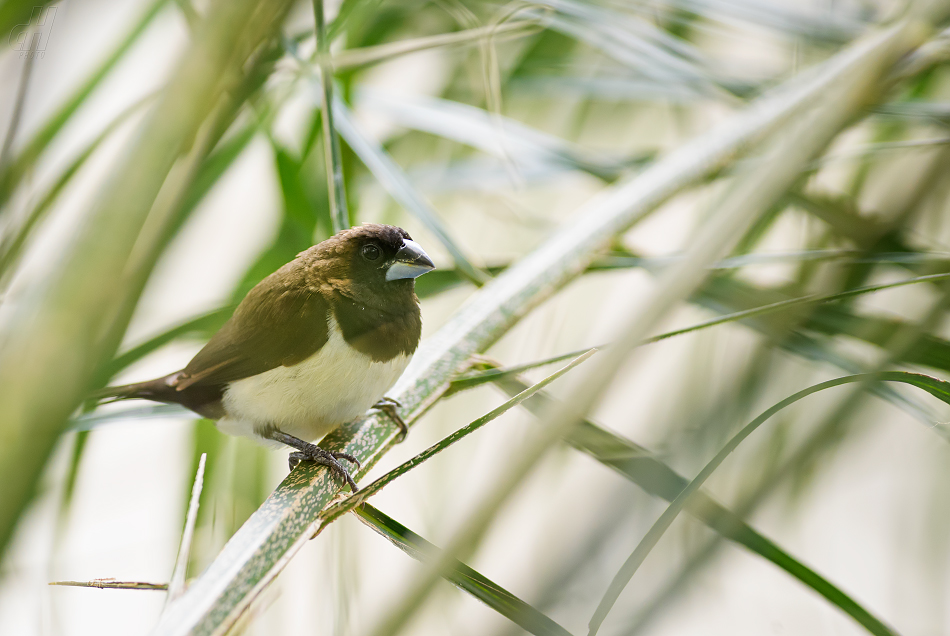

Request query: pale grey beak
[{"left": 386, "top": 239, "right": 436, "bottom": 281}]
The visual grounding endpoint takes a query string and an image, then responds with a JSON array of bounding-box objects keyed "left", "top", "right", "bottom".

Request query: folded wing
[{"left": 175, "top": 277, "right": 330, "bottom": 391}]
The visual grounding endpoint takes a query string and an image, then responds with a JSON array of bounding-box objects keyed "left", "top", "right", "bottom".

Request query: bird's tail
[
  {"left": 90, "top": 373, "right": 182, "bottom": 406},
  {"left": 90, "top": 372, "right": 223, "bottom": 420}
]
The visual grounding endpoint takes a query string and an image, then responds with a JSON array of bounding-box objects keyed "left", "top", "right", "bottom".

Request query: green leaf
[
  {"left": 588, "top": 371, "right": 950, "bottom": 635},
  {"left": 0, "top": 0, "right": 169, "bottom": 208},
  {"left": 355, "top": 504, "right": 573, "bottom": 636},
  {"left": 491, "top": 374, "right": 900, "bottom": 636},
  {"left": 669, "top": 0, "right": 861, "bottom": 43},
  {"left": 447, "top": 271, "right": 950, "bottom": 397},
  {"left": 354, "top": 88, "right": 633, "bottom": 181},
  {"left": 70, "top": 404, "right": 188, "bottom": 432},
  {"left": 694, "top": 275, "right": 950, "bottom": 374},
  {"left": 331, "top": 19, "right": 543, "bottom": 72},
  {"left": 310, "top": 1, "right": 349, "bottom": 233},
  {"left": 0, "top": 93, "right": 156, "bottom": 279},
  {"left": 536, "top": 0, "right": 734, "bottom": 100}
]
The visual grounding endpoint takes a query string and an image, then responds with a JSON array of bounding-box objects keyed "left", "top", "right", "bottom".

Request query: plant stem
[{"left": 313, "top": 0, "right": 348, "bottom": 234}]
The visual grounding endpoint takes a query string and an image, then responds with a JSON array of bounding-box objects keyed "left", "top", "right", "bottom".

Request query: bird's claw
[
  {"left": 288, "top": 445, "right": 360, "bottom": 492},
  {"left": 372, "top": 397, "right": 408, "bottom": 441}
]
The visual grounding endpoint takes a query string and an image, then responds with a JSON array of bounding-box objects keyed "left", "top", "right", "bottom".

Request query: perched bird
[{"left": 95, "top": 224, "right": 434, "bottom": 491}]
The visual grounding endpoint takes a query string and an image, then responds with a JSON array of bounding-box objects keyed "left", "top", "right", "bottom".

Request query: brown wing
[{"left": 175, "top": 277, "right": 330, "bottom": 390}]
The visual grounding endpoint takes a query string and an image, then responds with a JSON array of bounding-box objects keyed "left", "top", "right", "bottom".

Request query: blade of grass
[
  {"left": 693, "top": 276, "right": 950, "bottom": 373},
  {"left": 447, "top": 271, "right": 950, "bottom": 397},
  {"left": 412, "top": 265, "right": 507, "bottom": 297},
  {"left": 811, "top": 136, "right": 950, "bottom": 168},
  {"left": 406, "top": 247, "right": 950, "bottom": 298},
  {"left": 808, "top": 311, "right": 950, "bottom": 370},
  {"left": 789, "top": 191, "right": 891, "bottom": 247},
  {"left": 891, "top": 26, "right": 950, "bottom": 77},
  {"left": 331, "top": 96, "right": 489, "bottom": 284},
  {"left": 173, "top": 0, "right": 199, "bottom": 30},
  {"left": 49, "top": 580, "right": 168, "bottom": 591},
  {"left": 491, "top": 374, "right": 902, "bottom": 636},
  {"left": 234, "top": 130, "right": 334, "bottom": 297},
  {"left": 0, "top": 0, "right": 170, "bottom": 208},
  {"left": 450, "top": 328, "right": 938, "bottom": 430},
  {"left": 0, "top": 92, "right": 156, "bottom": 281},
  {"left": 90, "top": 47, "right": 280, "bottom": 385},
  {"left": 90, "top": 96, "right": 266, "bottom": 393},
  {"left": 512, "top": 74, "right": 712, "bottom": 104},
  {"left": 58, "top": 431, "right": 89, "bottom": 513},
  {"left": 355, "top": 504, "right": 573, "bottom": 636},
  {"left": 542, "top": 0, "right": 706, "bottom": 64},
  {"left": 176, "top": 118, "right": 262, "bottom": 230},
  {"left": 538, "top": 4, "right": 731, "bottom": 100},
  {"left": 626, "top": 289, "right": 950, "bottom": 634},
  {"left": 355, "top": 88, "right": 629, "bottom": 181},
  {"left": 663, "top": 0, "right": 862, "bottom": 42},
  {"left": 331, "top": 19, "right": 544, "bottom": 71},
  {"left": 0, "top": 28, "right": 37, "bottom": 170},
  {"left": 165, "top": 453, "right": 206, "bottom": 606},
  {"left": 155, "top": 24, "right": 935, "bottom": 635},
  {"left": 69, "top": 404, "right": 190, "bottom": 432},
  {"left": 312, "top": 0, "right": 348, "bottom": 233},
  {"left": 587, "top": 371, "right": 950, "bottom": 635},
  {"left": 596, "top": 248, "right": 950, "bottom": 271},
  {"left": 325, "top": 0, "right": 383, "bottom": 41},
  {"left": 652, "top": 272, "right": 950, "bottom": 342}
]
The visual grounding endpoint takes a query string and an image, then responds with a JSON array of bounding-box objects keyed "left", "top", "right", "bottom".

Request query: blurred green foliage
[{"left": 3, "top": 0, "right": 950, "bottom": 635}]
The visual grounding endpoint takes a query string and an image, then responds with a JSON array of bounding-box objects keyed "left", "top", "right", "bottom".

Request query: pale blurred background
[{"left": 1, "top": 0, "right": 950, "bottom": 635}]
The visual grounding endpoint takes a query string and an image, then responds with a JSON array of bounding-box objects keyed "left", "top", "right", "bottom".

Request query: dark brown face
[
  {"left": 313, "top": 224, "right": 435, "bottom": 306},
  {"left": 350, "top": 225, "right": 414, "bottom": 286}
]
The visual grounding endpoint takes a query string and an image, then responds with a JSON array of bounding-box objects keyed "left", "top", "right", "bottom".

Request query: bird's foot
[
  {"left": 288, "top": 445, "right": 360, "bottom": 492},
  {"left": 264, "top": 429, "right": 360, "bottom": 491},
  {"left": 372, "top": 397, "right": 408, "bottom": 441}
]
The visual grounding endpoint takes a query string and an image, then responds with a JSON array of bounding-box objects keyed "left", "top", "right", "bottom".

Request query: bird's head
[{"left": 310, "top": 224, "right": 435, "bottom": 302}]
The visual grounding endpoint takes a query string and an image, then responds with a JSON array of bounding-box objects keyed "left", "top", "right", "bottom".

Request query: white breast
[{"left": 217, "top": 314, "right": 411, "bottom": 443}]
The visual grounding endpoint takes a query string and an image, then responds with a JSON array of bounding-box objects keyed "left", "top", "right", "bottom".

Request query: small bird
[{"left": 96, "top": 224, "right": 434, "bottom": 491}]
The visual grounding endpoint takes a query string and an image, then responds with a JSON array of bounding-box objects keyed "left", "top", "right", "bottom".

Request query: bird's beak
[{"left": 386, "top": 239, "right": 436, "bottom": 281}]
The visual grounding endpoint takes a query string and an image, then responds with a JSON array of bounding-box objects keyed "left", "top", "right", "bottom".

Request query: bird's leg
[
  {"left": 264, "top": 429, "right": 360, "bottom": 492},
  {"left": 372, "top": 397, "right": 408, "bottom": 441}
]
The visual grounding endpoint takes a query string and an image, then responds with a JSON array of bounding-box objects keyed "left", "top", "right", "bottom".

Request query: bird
[{"left": 94, "top": 223, "right": 435, "bottom": 491}]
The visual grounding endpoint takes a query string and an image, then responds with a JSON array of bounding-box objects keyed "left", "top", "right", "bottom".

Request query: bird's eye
[{"left": 361, "top": 244, "right": 381, "bottom": 261}]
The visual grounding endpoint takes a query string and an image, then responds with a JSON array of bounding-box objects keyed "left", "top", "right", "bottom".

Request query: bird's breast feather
[{"left": 220, "top": 315, "right": 411, "bottom": 440}]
